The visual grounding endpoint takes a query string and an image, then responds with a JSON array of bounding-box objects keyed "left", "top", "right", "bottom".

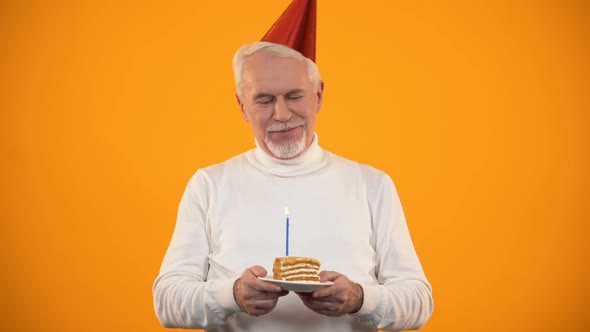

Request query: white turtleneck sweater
[{"left": 153, "top": 135, "right": 433, "bottom": 331}]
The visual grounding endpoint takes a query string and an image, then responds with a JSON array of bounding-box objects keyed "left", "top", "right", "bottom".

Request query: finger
[
  {"left": 296, "top": 291, "right": 313, "bottom": 298},
  {"left": 300, "top": 296, "right": 337, "bottom": 310},
  {"left": 246, "top": 290, "right": 288, "bottom": 300},
  {"left": 312, "top": 284, "right": 341, "bottom": 299},
  {"left": 299, "top": 297, "right": 345, "bottom": 317},
  {"left": 248, "top": 265, "right": 268, "bottom": 278},
  {"left": 250, "top": 298, "right": 279, "bottom": 310},
  {"left": 309, "top": 294, "right": 337, "bottom": 303},
  {"left": 244, "top": 298, "right": 280, "bottom": 316},
  {"left": 241, "top": 267, "right": 282, "bottom": 292},
  {"left": 249, "top": 308, "right": 271, "bottom": 317},
  {"left": 315, "top": 309, "right": 342, "bottom": 317},
  {"left": 247, "top": 279, "right": 283, "bottom": 293},
  {"left": 249, "top": 304, "right": 283, "bottom": 317},
  {"left": 313, "top": 274, "right": 349, "bottom": 298},
  {"left": 318, "top": 270, "right": 341, "bottom": 282}
]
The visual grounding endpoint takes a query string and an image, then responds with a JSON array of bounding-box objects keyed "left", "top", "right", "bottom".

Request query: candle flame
[{"left": 284, "top": 207, "right": 289, "bottom": 216}]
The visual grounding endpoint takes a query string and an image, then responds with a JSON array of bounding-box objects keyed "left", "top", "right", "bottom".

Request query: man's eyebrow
[
  {"left": 253, "top": 89, "right": 305, "bottom": 100},
  {"left": 253, "top": 92, "right": 274, "bottom": 100},
  {"left": 285, "top": 89, "right": 304, "bottom": 95}
]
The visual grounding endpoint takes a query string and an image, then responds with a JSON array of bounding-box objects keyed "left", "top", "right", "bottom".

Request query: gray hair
[{"left": 232, "top": 41, "right": 322, "bottom": 99}]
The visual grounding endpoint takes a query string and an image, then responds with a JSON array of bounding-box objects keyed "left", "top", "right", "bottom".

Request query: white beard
[{"left": 264, "top": 124, "right": 307, "bottom": 159}]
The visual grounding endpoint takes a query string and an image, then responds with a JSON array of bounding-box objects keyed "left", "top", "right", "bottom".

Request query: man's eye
[
  {"left": 258, "top": 98, "right": 274, "bottom": 105},
  {"left": 287, "top": 95, "right": 302, "bottom": 100}
]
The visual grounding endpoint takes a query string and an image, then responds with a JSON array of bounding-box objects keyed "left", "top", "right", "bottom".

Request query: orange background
[{"left": 1, "top": 1, "right": 588, "bottom": 331}]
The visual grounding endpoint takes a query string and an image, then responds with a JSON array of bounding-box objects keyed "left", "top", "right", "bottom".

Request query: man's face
[{"left": 237, "top": 52, "right": 323, "bottom": 159}]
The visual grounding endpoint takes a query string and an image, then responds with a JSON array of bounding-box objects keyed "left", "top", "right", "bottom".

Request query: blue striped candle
[{"left": 284, "top": 207, "right": 290, "bottom": 256}]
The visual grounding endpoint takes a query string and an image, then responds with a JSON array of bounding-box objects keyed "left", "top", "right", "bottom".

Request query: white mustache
[{"left": 266, "top": 120, "right": 305, "bottom": 133}]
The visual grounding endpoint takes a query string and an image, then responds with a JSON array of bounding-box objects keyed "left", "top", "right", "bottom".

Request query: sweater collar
[{"left": 246, "top": 133, "right": 329, "bottom": 177}]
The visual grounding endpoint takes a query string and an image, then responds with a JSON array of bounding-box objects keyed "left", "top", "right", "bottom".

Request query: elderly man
[{"left": 153, "top": 41, "right": 433, "bottom": 331}]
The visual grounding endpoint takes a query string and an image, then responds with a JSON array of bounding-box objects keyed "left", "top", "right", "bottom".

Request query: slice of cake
[{"left": 273, "top": 256, "right": 321, "bottom": 282}]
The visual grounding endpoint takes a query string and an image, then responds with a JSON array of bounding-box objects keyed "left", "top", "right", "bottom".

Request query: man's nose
[{"left": 273, "top": 96, "right": 293, "bottom": 121}]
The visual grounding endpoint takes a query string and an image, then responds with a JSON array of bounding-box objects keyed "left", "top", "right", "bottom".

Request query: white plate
[{"left": 259, "top": 277, "right": 333, "bottom": 293}]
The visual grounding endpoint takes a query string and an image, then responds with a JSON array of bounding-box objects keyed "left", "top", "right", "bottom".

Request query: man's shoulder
[
  {"left": 325, "top": 151, "right": 392, "bottom": 183},
  {"left": 189, "top": 151, "right": 251, "bottom": 180}
]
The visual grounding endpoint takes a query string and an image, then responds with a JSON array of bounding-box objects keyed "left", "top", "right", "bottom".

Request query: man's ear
[
  {"left": 316, "top": 81, "right": 325, "bottom": 113},
  {"left": 236, "top": 94, "right": 248, "bottom": 122}
]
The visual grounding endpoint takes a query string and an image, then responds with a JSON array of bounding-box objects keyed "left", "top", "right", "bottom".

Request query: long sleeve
[
  {"left": 153, "top": 147, "right": 433, "bottom": 331},
  {"left": 153, "top": 170, "right": 241, "bottom": 329},
  {"left": 351, "top": 171, "right": 434, "bottom": 330}
]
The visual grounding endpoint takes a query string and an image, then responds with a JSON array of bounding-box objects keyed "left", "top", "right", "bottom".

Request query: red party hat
[{"left": 261, "top": 0, "right": 317, "bottom": 62}]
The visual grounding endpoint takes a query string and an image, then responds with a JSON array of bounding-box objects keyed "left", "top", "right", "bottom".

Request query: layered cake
[{"left": 273, "top": 256, "right": 321, "bottom": 282}]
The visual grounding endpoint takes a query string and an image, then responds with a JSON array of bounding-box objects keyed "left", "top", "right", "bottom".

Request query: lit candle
[{"left": 284, "top": 207, "right": 290, "bottom": 256}]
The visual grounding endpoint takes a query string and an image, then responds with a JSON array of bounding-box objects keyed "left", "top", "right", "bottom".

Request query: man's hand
[
  {"left": 296, "top": 271, "right": 364, "bottom": 317},
  {"left": 233, "top": 266, "right": 289, "bottom": 317}
]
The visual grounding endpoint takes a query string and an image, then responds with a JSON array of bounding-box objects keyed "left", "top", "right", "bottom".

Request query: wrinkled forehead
[{"left": 241, "top": 54, "right": 312, "bottom": 94}]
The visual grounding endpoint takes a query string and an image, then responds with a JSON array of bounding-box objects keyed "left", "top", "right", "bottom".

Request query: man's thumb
[{"left": 248, "top": 265, "right": 268, "bottom": 278}]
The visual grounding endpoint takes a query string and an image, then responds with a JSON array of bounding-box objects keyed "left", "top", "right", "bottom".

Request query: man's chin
[
  {"left": 267, "top": 137, "right": 298, "bottom": 147},
  {"left": 265, "top": 138, "right": 306, "bottom": 159},
  {"left": 266, "top": 132, "right": 305, "bottom": 147}
]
